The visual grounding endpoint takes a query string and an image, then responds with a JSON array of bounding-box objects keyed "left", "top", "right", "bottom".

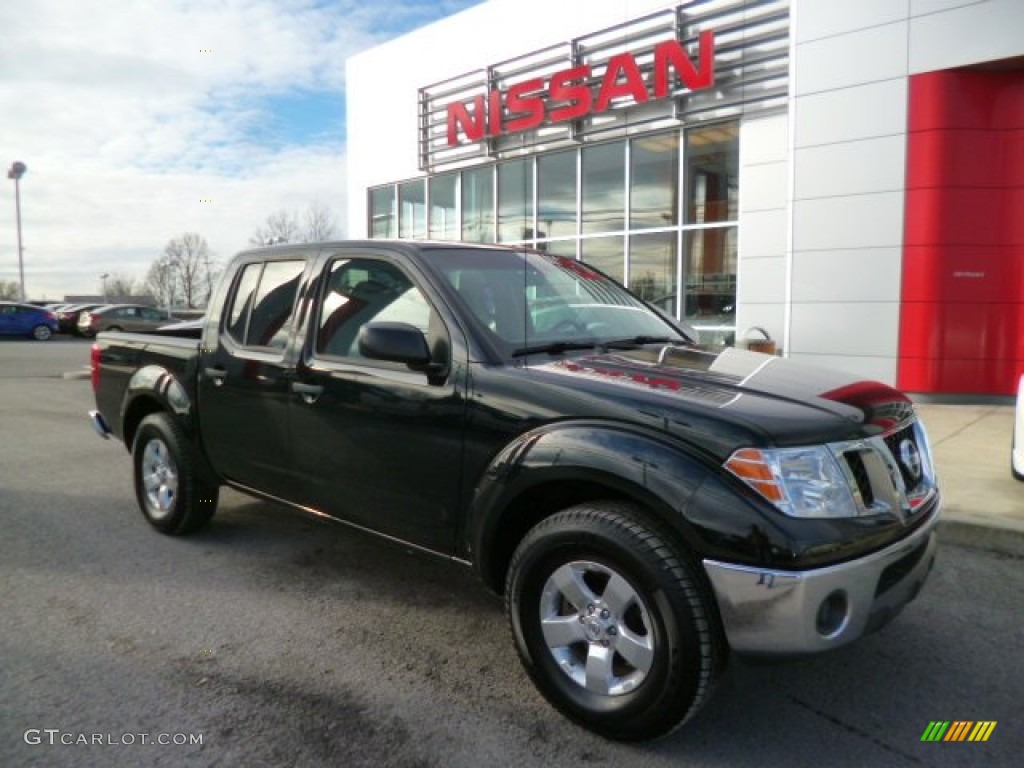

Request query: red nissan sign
[{"left": 447, "top": 30, "right": 715, "bottom": 147}]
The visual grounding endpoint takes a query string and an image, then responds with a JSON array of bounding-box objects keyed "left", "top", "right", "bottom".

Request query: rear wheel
[
  {"left": 132, "top": 413, "right": 218, "bottom": 534},
  {"left": 505, "top": 501, "right": 725, "bottom": 741},
  {"left": 32, "top": 324, "right": 53, "bottom": 341}
]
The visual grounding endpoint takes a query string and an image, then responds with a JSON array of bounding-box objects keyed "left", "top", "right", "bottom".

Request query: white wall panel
[
  {"left": 910, "top": 0, "right": 1024, "bottom": 73},
  {"left": 796, "top": 22, "right": 908, "bottom": 96},
  {"left": 739, "top": 114, "right": 790, "bottom": 166},
  {"left": 793, "top": 192, "right": 904, "bottom": 251},
  {"left": 737, "top": 256, "right": 787, "bottom": 303},
  {"left": 910, "top": 0, "right": 984, "bottom": 14},
  {"left": 794, "top": 136, "right": 906, "bottom": 200},
  {"left": 794, "top": 79, "right": 908, "bottom": 148},
  {"left": 740, "top": 209, "right": 788, "bottom": 259},
  {"left": 791, "top": 248, "right": 903, "bottom": 303},
  {"left": 786, "top": 353, "right": 898, "bottom": 384},
  {"left": 740, "top": 161, "right": 788, "bottom": 213},
  {"left": 789, "top": 301, "right": 901, "bottom": 357},
  {"left": 796, "top": 0, "right": 908, "bottom": 43}
]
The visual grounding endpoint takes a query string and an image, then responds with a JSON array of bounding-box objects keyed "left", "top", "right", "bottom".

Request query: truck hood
[{"left": 526, "top": 345, "right": 914, "bottom": 458}]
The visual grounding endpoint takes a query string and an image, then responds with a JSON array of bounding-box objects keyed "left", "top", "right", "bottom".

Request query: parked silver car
[{"left": 78, "top": 304, "right": 172, "bottom": 337}]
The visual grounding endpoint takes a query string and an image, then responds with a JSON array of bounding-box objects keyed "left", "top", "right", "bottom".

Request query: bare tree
[
  {"left": 161, "top": 233, "right": 215, "bottom": 308},
  {"left": 145, "top": 255, "right": 178, "bottom": 308},
  {"left": 250, "top": 209, "right": 301, "bottom": 246},
  {"left": 303, "top": 201, "right": 337, "bottom": 242},
  {"left": 105, "top": 273, "right": 136, "bottom": 301},
  {"left": 0, "top": 280, "right": 18, "bottom": 300}
]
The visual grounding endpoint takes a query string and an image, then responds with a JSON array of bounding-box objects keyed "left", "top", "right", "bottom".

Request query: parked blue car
[{"left": 0, "top": 302, "right": 58, "bottom": 340}]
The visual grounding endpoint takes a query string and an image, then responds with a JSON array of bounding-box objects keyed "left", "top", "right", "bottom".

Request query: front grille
[
  {"left": 883, "top": 424, "right": 924, "bottom": 494},
  {"left": 844, "top": 451, "right": 874, "bottom": 507}
]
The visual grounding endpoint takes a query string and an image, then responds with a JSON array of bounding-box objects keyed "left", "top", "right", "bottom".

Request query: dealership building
[{"left": 346, "top": 0, "right": 1024, "bottom": 396}]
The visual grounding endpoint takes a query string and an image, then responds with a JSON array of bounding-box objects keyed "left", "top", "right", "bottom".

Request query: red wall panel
[{"left": 899, "top": 69, "right": 1024, "bottom": 395}]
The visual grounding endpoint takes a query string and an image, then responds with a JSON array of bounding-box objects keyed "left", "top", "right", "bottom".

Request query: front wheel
[
  {"left": 505, "top": 502, "right": 725, "bottom": 741},
  {"left": 132, "top": 413, "right": 218, "bottom": 534}
]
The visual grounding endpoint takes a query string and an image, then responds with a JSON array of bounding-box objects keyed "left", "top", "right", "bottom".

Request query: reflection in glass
[
  {"left": 683, "top": 226, "right": 737, "bottom": 346},
  {"left": 631, "top": 133, "right": 679, "bottom": 229},
  {"left": 686, "top": 123, "right": 739, "bottom": 224},
  {"left": 580, "top": 235, "right": 625, "bottom": 283},
  {"left": 399, "top": 179, "right": 426, "bottom": 239},
  {"left": 538, "top": 149, "right": 576, "bottom": 239},
  {"left": 462, "top": 166, "right": 494, "bottom": 243},
  {"left": 582, "top": 141, "right": 625, "bottom": 234},
  {"left": 429, "top": 174, "right": 457, "bottom": 240},
  {"left": 628, "top": 231, "right": 677, "bottom": 313},
  {"left": 369, "top": 186, "right": 396, "bottom": 238},
  {"left": 538, "top": 239, "right": 578, "bottom": 258},
  {"left": 498, "top": 159, "right": 534, "bottom": 242}
]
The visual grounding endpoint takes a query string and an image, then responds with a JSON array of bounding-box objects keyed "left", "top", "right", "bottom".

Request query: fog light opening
[{"left": 816, "top": 590, "right": 849, "bottom": 638}]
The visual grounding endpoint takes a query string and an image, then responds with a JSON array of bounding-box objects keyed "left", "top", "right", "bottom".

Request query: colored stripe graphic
[
  {"left": 921, "top": 721, "right": 997, "bottom": 742},
  {"left": 968, "top": 722, "right": 997, "bottom": 742},
  {"left": 945, "top": 721, "right": 972, "bottom": 741},
  {"left": 921, "top": 722, "right": 949, "bottom": 741}
]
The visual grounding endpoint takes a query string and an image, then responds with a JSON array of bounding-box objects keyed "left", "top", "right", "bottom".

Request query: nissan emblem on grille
[{"left": 900, "top": 439, "right": 923, "bottom": 481}]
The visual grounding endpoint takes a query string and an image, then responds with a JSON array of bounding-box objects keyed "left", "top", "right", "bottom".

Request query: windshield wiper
[
  {"left": 511, "top": 340, "right": 601, "bottom": 357},
  {"left": 601, "top": 335, "right": 680, "bottom": 349}
]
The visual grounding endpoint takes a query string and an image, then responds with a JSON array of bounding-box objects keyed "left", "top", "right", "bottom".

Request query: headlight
[{"left": 724, "top": 446, "right": 860, "bottom": 518}]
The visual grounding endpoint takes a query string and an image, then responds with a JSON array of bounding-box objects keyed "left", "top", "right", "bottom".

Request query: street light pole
[{"left": 7, "top": 162, "right": 27, "bottom": 302}]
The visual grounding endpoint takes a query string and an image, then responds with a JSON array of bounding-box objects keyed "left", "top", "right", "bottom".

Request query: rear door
[
  {"left": 197, "top": 252, "right": 313, "bottom": 498},
  {"left": 288, "top": 248, "right": 468, "bottom": 553}
]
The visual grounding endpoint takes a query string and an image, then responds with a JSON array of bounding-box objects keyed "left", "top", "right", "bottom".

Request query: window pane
[
  {"left": 246, "top": 260, "right": 305, "bottom": 349},
  {"left": 226, "top": 262, "right": 263, "bottom": 344},
  {"left": 685, "top": 123, "right": 739, "bottom": 224},
  {"left": 537, "top": 149, "right": 576, "bottom": 239},
  {"left": 684, "top": 226, "right": 737, "bottom": 345},
  {"left": 316, "top": 259, "right": 431, "bottom": 359},
  {"left": 580, "top": 235, "right": 625, "bottom": 284},
  {"left": 399, "top": 179, "right": 426, "bottom": 239},
  {"left": 538, "top": 239, "right": 578, "bottom": 257},
  {"left": 461, "top": 166, "right": 494, "bottom": 243},
  {"left": 631, "top": 133, "right": 679, "bottom": 229},
  {"left": 429, "top": 174, "right": 458, "bottom": 240},
  {"left": 369, "top": 186, "right": 396, "bottom": 237},
  {"left": 497, "top": 159, "right": 534, "bottom": 242},
  {"left": 628, "top": 231, "right": 677, "bottom": 312},
  {"left": 581, "top": 141, "right": 625, "bottom": 234}
]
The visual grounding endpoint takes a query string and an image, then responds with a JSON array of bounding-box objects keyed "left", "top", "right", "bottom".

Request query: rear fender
[{"left": 120, "top": 365, "right": 194, "bottom": 449}]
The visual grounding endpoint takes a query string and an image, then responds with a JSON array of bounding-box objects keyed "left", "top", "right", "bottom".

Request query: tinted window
[
  {"left": 316, "top": 258, "right": 432, "bottom": 360},
  {"left": 226, "top": 260, "right": 305, "bottom": 349}
]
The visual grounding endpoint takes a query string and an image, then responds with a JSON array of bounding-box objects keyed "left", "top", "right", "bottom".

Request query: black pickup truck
[{"left": 89, "top": 241, "right": 940, "bottom": 740}]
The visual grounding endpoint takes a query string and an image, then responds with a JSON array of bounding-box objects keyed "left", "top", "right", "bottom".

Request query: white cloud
[{"left": 0, "top": 0, "right": 477, "bottom": 299}]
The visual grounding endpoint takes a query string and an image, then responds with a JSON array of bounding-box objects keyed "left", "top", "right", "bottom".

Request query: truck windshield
[{"left": 422, "top": 247, "right": 691, "bottom": 355}]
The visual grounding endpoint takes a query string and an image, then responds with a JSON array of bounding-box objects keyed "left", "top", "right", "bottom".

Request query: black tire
[
  {"left": 132, "top": 412, "right": 218, "bottom": 534},
  {"left": 505, "top": 501, "right": 725, "bottom": 741},
  {"left": 31, "top": 324, "right": 53, "bottom": 341}
]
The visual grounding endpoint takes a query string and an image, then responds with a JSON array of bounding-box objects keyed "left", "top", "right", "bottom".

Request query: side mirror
[{"left": 357, "top": 322, "right": 431, "bottom": 368}]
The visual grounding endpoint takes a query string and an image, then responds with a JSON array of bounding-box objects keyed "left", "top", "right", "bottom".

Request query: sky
[{"left": 0, "top": 0, "right": 481, "bottom": 301}]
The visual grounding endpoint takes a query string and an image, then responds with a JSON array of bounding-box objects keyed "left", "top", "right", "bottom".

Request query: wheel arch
[
  {"left": 469, "top": 422, "right": 716, "bottom": 596},
  {"left": 120, "top": 365, "right": 194, "bottom": 451}
]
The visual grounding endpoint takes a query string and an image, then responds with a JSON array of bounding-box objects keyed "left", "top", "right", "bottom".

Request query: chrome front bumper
[{"left": 702, "top": 507, "right": 940, "bottom": 654}]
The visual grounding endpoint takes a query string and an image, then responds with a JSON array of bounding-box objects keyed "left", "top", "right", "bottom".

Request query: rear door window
[{"left": 225, "top": 259, "right": 306, "bottom": 350}]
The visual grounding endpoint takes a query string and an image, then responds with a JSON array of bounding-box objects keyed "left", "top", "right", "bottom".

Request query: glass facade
[{"left": 368, "top": 121, "right": 739, "bottom": 346}]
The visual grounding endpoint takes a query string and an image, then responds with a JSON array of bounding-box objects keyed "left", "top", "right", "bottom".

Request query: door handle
[
  {"left": 291, "top": 381, "right": 324, "bottom": 404},
  {"left": 204, "top": 367, "right": 227, "bottom": 387}
]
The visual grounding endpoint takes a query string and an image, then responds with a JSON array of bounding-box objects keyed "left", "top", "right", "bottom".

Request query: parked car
[
  {"left": 57, "top": 303, "right": 104, "bottom": 334},
  {"left": 0, "top": 301, "right": 58, "bottom": 340},
  {"left": 1013, "top": 374, "right": 1024, "bottom": 481},
  {"left": 78, "top": 304, "right": 172, "bottom": 337},
  {"left": 88, "top": 241, "right": 941, "bottom": 741}
]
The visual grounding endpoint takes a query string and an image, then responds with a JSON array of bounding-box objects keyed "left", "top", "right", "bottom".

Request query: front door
[{"left": 288, "top": 252, "right": 467, "bottom": 554}]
